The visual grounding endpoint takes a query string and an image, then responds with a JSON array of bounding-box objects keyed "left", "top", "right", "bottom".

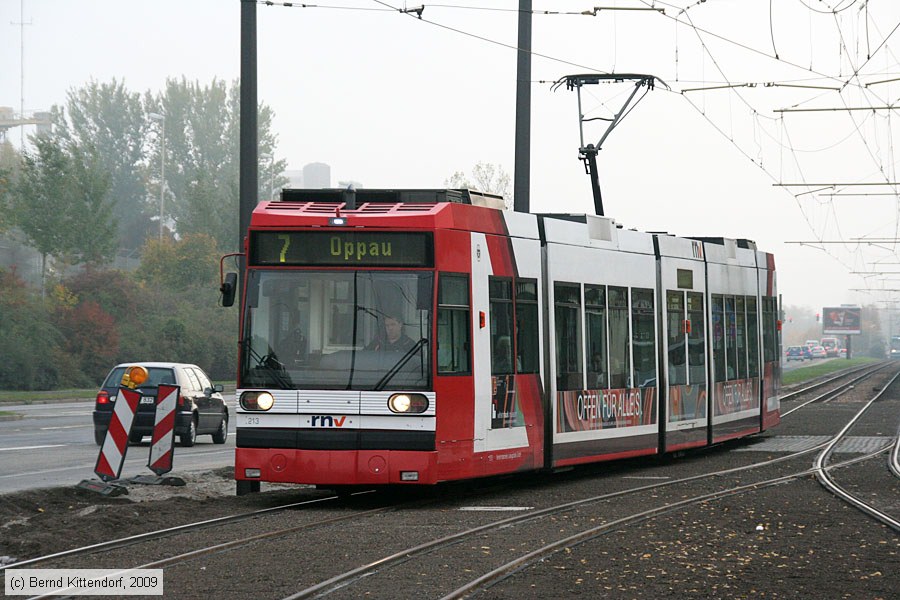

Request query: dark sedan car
[{"left": 92, "top": 362, "right": 228, "bottom": 447}]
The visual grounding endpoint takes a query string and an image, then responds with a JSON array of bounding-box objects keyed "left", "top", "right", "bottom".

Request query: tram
[{"left": 223, "top": 188, "right": 780, "bottom": 494}]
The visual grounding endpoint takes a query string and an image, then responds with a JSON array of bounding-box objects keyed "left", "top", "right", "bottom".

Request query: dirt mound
[{"left": 0, "top": 468, "right": 307, "bottom": 564}]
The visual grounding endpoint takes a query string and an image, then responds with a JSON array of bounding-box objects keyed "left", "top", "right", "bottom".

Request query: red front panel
[{"left": 236, "top": 448, "right": 439, "bottom": 485}]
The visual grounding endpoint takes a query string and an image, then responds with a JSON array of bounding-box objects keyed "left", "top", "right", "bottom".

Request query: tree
[
  {"left": 446, "top": 162, "right": 512, "bottom": 207},
  {"left": 146, "top": 78, "right": 282, "bottom": 251},
  {"left": 137, "top": 233, "right": 221, "bottom": 291},
  {"left": 0, "top": 269, "right": 77, "bottom": 390},
  {"left": 52, "top": 80, "right": 152, "bottom": 251},
  {"left": 13, "top": 135, "right": 116, "bottom": 288},
  {"left": 0, "top": 141, "right": 22, "bottom": 234}
]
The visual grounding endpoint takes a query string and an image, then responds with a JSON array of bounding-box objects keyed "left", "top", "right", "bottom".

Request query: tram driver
[{"left": 367, "top": 314, "right": 415, "bottom": 354}]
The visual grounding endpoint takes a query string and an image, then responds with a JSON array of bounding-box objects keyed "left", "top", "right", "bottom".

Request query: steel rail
[
  {"left": 891, "top": 424, "right": 900, "bottom": 480},
  {"left": 281, "top": 368, "right": 898, "bottom": 600},
  {"left": 442, "top": 447, "right": 891, "bottom": 600},
  {"left": 813, "top": 370, "right": 900, "bottom": 532},
  {"left": 281, "top": 437, "right": 845, "bottom": 600},
  {"left": 23, "top": 504, "right": 395, "bottom": 600},
  {"left": 0, "top": 490, "right": 374, "bottom": 572},
  {"left": 781, "top": 361, "right": 895, "bottom": 416}
]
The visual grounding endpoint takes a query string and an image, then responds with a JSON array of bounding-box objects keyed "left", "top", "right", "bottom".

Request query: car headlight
[
  {"left": 241, "top": 391, "right": 275, "bottom": 411},
  {"left": 388, "top": 393, "right": 428, "bottom": 414}
]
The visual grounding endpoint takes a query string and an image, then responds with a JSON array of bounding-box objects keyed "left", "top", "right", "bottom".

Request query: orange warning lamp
[{"left": 121, "top": 365, "right": 149, "bottom": 389}]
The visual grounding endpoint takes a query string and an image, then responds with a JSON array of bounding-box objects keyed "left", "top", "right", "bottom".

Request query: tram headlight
[
  {"left": 240, "top": 391, "right": 275, "bottom": 411},
  {"left": 388, "top": 393, "right": 428, "bottom": 414}
]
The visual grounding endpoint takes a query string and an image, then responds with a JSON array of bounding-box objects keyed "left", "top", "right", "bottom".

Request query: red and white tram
[{"left": 226, "top": 189, "right": 780, "bottom": 494}]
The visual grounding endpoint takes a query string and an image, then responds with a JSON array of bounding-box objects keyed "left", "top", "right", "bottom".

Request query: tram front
[{"left": 234, "top": 229, "right": 436, "bottom": 494}]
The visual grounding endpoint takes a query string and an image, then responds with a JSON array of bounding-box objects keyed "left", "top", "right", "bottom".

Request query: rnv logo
[{"left": 310, "top": 415, "right": 347, "bottom": 427}]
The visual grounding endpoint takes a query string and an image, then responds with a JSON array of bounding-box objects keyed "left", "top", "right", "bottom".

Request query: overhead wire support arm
[
  {"left": 582, "top": 5, "right": 665, "bottom": 15},
  {"left": 774, "top": 105, "right": 900, "bottom": 113},
  {"left": 553, "top": 73, "right": 669, "bottom": 217}
]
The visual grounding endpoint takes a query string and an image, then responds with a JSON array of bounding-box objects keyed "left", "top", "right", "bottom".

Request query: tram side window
[
  {"left": 762, "top": 297, "right": 776, "bottom": 363},
  {"left": 554, "top": 283, "right": 583, "bottom": 390},
  {"left": 585, "top": 285, "right": 608, "bottom": 389},
  {"left": 632, "top": 288, "right": 656, "bottom": 388},
  {"left": 490, "top": 278, "right": 514, "bottom": 375},
  {"left": 687, "top": 292, "right": 706, "bottom": 384},
  {"left": 437, "top": 274, "right": 470, "bottom": 374},
  {"left": 712, "top": 295, "right": 726, "bottom": 383},
  {"left": 608, "top": 286, "right": 630, "bottom": 389},
  {"left": 747, "top": 296, "right": 760, "bottom": 377},
  {"left": 666, "top": 291, "right": 687, "bottom": 386},
  {"left": 736, "top": 296, "right": 748, "bottom": 379},
  {"left": 515, "top": 279, "right": 539, "bottom": 374}
]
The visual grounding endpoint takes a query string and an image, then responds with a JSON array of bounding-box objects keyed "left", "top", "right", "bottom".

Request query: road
[{"left": 0, "top": 398, "right": 235, "bottom": 495}]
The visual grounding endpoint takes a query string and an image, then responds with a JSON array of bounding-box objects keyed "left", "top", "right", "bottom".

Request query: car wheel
[
  {"left": 94, "top": 429, "right": 106, "bottom": 446},
  {"left": 180, "top": 416, "right": 197, "bottom": 447},
  {"left": 212, "top": 413, "right": 228, "bottom": 444}
]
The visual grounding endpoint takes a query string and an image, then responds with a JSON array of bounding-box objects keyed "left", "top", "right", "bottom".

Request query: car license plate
[{"left": 140, "top": 397, "right": 155, "bottom": 404}]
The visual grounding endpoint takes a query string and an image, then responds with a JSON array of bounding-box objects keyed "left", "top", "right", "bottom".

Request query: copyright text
[{"left": 5, "top": 569, "right": 163, "bottom": 595}]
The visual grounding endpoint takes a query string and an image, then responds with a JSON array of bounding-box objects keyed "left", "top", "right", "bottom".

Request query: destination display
[{"left": 250, "top": 231, "right": 433, "bottom": 267}]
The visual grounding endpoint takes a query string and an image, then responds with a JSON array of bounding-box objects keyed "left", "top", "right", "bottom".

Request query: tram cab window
[
  {"left": 585, "top": 285, "right": 608, "bottom": 389},
  {"left": 515, "top": 279, "right": 539, "bottom": 374},
  {"left": 437, "top": 273, "right": 470, "bottom": 374},
  {"left": 631, "top": 289, "right": 656, "bottom": 389},
  {"left": 608, "top": 287, "right": 630, "bottom": 389},
  {"left": 490, "top": 278, "right": 514, "bottom": 375},
  {"left": 242, "top": 270, "right": 432, "bottom": 390},
  {"left": 554, "top": 283, "right": 583, "bottom": 391}
]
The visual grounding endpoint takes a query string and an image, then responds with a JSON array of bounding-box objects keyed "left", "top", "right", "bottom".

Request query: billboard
[{"left": 822, "top": 306, "right": 861, "bottom": 335}]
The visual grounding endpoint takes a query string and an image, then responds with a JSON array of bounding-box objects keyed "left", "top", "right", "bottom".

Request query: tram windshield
[{"left": 241, "top": 270, "right": 433, "bottom": 390}]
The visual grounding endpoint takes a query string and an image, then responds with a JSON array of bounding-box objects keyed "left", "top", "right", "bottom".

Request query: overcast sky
[{"left": 2, "top": 0, "right": 900, "bottom": 314}]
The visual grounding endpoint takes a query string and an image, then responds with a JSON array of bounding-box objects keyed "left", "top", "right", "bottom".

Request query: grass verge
[
  {"left": 0, "top": 383, "right": 236, "bottom": 404},
  {"left": 782, "top": 357, "right": 879, "bottom": 386},
  {"left": 0, "top": 389, "right": 95, "bottom": 404}
]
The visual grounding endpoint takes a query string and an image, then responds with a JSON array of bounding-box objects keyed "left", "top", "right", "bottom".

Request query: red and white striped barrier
[
  {"left": 148, "top": 384, "right": 178, "bottom": 475},
  {"left": 94, "top": 387, "right": 140, "bottom": 482}
]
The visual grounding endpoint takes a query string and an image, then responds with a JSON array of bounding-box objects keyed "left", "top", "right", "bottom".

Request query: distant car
[
  {"left": 92, "top": 362, "right": 228, "bottom": 447},
  {"left": 839, "top": 348, "right": 847, "bottom": 358},
  {"left": 809, "top": 345, "right": 827, "bottom": 359},
  {"left": 785, "top": 346, "right": 811, "bottom": 361},
  {"left": 820, "top": 337, "right": 839, "bottom": 357}
]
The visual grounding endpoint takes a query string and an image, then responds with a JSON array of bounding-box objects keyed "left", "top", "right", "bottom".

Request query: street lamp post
[{"left": 148, "top": 113, "right": 166, "bottom": 241}]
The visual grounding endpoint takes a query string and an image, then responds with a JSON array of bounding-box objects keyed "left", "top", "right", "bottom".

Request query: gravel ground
[{"left": 1, "top": 375, "right": 898, "bottom": 599}]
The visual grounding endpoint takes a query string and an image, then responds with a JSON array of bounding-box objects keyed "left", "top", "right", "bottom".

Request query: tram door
[
  {"left": 705, "top": 240, "right": 764, "bottom": 444},
  {"left": 656, "top": 237, "right": 709, "bottom": 453}
]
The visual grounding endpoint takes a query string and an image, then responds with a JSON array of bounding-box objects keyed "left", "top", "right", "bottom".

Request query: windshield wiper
[
  {"left": 240, "top": 338, "right": 293, "bottom": 388},
  {"left": 374, "top": 338, "right": 428, "bottom": 391}
]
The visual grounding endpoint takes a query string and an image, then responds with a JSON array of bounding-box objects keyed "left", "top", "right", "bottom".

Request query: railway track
[{"left": 5, "top": 364, "right": 898, "bottom": 599}]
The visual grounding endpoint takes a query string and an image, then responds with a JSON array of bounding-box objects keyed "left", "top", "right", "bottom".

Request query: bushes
[
  {"left": 0, "top": 234, "right": 238, "bottom": 390},
  {"left": 0, "top": 270, "right": 79, "bottom": 390}
]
